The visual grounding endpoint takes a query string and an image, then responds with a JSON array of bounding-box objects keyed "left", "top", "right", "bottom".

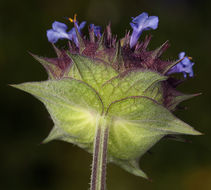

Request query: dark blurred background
[{"left": 1, "top": 0, "right": 211, "bottom": 189}]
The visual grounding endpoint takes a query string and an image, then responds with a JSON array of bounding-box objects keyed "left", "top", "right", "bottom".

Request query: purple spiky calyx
[{"left": 36, "top": 23, "right": 196, "bottom": 111}]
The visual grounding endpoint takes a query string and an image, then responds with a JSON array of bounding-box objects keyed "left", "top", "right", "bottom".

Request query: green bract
[{"left": 12, "top": 53, "right": 200, "bottom": 178}]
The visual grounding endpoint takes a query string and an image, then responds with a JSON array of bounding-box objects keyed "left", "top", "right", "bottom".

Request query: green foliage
[{"left": 12, "top": 53, "right": 201, "bottom": 178}]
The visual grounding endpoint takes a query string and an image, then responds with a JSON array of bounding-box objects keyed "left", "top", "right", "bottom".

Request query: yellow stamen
[
  {"left": 68, "top": 14, "right": 77, "bottom": 23},
  {"left": 188, "top": 56, "right": 192, "bottom": 60}
]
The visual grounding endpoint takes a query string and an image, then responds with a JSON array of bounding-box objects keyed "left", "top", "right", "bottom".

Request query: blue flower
[
  {"left": 167, "top": 52, "right": 194, "bottom": 78},
  {"left": 47, "top": 21, "right": 70, "bottom": 43},
  {"left": 130, "top": 12, "right": 159, "bottom": 48},
  {"left": 90, "top": 24, "right": 102, "bottom": 37},
  {"left": 68, "top": 21, "right": 86, "bottom": 46},
  {"left": 47, "top": 20, "right": 86, "bottom": 46}
]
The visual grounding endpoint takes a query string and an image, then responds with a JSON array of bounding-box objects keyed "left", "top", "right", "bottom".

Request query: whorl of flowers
[{"left": 13, "top": 12, "right": 200, "bottom": 182}]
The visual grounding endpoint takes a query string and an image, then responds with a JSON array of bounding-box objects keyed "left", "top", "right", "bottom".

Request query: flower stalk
[{"left": 91, "top": 116, "right": 109, "bottom": 190}]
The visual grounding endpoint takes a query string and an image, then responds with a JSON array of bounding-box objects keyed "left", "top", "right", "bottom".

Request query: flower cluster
[
  {"left": 47, "top": 14, "right": 86, "bottom": 46},
  {"left": 13, "top": 12, "right": 200, "bottom": 180},
  {"left": 46, "top": 12, "right": 194, "bottom": 78}
]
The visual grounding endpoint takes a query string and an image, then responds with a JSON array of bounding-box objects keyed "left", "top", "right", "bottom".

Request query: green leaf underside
[
  {"left": 168, "top": 93, "right": 200, "bottom": 110},
  {"left": 43, "top": 125, "right": 76, "bottom": 143},
  {"left": 44, "top": 125, "right": 91, "bottom": 150},
  {"left": 110, "top": 159, "right": 148, "bottom": 179},
  {"left": 107, "top": 96, "right": 201, "bottom": 135},
  {"left": 108, "top": 118, "right": 164, "bottom": 160},
  {"left": 13, "top": 78, "right": 103, "bottom": 111},
  {"left": 106, "top": 96, "right": 200, "bottom": 176},
  {"left": 31, "top": 54, "right": 61, "bottom": 79},
  {"left": 102, "top": 70, "right": 167, "bottom": 108},
  {"left": 12, "top": 54, "right": 201, "bottom": 179},
  {"left": 68, "top": 63, "right": 83, "bottom": 80},
  {"left": 67, "top": 53, "right": 167, "bottom": 110},
  {"left": 12, "top": 78, "right": 103, "bottom": 144},
  {"left": 67, "top": 53, "right": 119, "bottom": 93}
]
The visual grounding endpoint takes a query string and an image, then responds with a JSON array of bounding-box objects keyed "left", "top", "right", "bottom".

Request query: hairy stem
[{"left": 90, "top": 117, "right": 109, "bottom": 190}]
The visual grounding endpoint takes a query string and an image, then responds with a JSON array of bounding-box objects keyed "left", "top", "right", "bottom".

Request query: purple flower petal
[
  {"left": 47, "top": 20, "right": 86, "bottom": 45},
  {"left": 130, "top": 12, "right": 159, "bottom": 48},
  {"left": 47, "top": 21, "right": 70, "bottom": 43},
  {"left": 52, "top": 21, "right": 68, "bottom": 32},
  {"left": 179, "top": 52, "right": 185, "bottom": 60},
  {"left": 167, "top": 52, "right": 194, "bottom": 78},
  {"left": 79, "top": 21, "right": 86, "bottom": 31},
  {"left": 68, "top": 21, "right": 86, "bottom": 46}
]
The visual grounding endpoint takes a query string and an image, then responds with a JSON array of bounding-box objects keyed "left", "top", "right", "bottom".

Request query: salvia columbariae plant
[{"left": 12, "top": 12, "right": 201, "bottom": 190}]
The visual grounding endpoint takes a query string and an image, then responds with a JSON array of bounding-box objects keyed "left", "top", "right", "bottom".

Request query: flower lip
[
  {"left": 167, "top": 52, "right": 194, "bottom": 78},
  {"left": 47, "top": 19, "right": 86, "bottom": 46},
  {"left": 129, "top": 12, "right": 159, "bottom": 48},
  {"left": 47, "top": 21, "right": 70, "bottom": 43}
]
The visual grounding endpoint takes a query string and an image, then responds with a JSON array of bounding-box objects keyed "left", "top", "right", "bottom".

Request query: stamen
[{"left": 68, "top": 14, "right": 77, "bottom": 23}]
